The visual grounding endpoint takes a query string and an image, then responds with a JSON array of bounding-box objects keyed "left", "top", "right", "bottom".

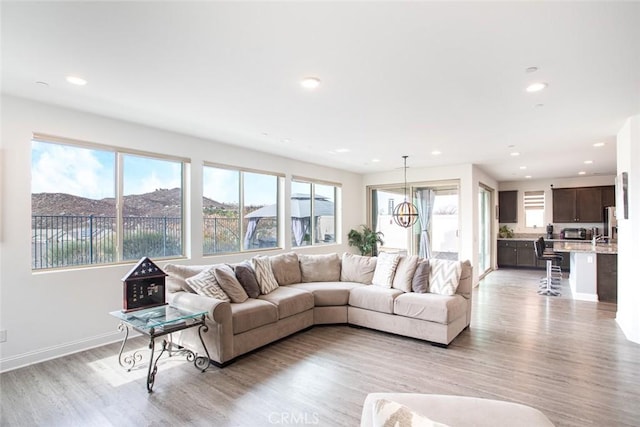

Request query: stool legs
[{"left": 538, "top": 259, "right": 561, "bottom": 296}]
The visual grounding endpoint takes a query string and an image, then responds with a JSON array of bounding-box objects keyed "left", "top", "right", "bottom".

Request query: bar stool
[{"left": 534, "top": 237, "right": 562, "bottom": 296}]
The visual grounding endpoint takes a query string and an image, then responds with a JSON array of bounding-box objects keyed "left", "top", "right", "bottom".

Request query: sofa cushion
[
  {"left": 258, "top": 286, "right": 314, "bottom": 319},
  {"left": 231, "top": 298, "right": 278, "bottom": 334},
  {"left": 392, "top": 255, "right": 419, "bottom": 293},
  {"left": 185, "top": 266, "right": 231, "bottom": 302},
  {"left": 429, "top": 259, "right": 462, "bottom": 296},
  {"left": 289, "top": 282, "right": 365, "bottom": 306},
  {"left": 270, "top": 252, "right": 302, "bottom": 285},
  {"left": 456, "top": 260, "right": 473, "bottom": 299},
  {"left": 412, "top": 259, "right": 430, "bottom": 293},
  {"left": 341, "top": 253, "right": 377, "bottom": 284},
  {"left": 394, "top": 292, "right": 467, "bottom": 324},
  {"left": 349, "top": 285, "right": 404, "bottom": 314},
  {"left": 233, "top": 261, "right": 261, "bottom": 298},
  {"left": 299, "top": 253, "right": 341, "bottom": 282},
  {"left": 373, "top": 399, "right": 448, "bottom": 427},
  {"left": 252, "top": 255, "right": 280, "bottom": 294},
  {"left": 213, "top": 264, "right": 249, "bottom": 303},
  {"left": 372, "top": 252, "right": 401, "bottom": 288}
]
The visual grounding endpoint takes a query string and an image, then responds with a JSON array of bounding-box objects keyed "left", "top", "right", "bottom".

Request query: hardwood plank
[{"left": 1, "top": 269, "right": 639, "bottom": 426}]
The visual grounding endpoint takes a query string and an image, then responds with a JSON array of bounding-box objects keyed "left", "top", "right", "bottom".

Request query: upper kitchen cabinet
[
  {"left": 601, "top": 185, "right": 616, "bottom": 207},
  {"left": 552, "top": 186, "right": 604, "bottom": 223},
  {"left": 499, "top": 190, "right": 518, "bottom": 223}
]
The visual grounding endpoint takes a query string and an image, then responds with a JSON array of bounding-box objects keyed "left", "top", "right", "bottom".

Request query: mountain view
[{"left": 32, "top": 188, "right": 230, "bottom": 217}]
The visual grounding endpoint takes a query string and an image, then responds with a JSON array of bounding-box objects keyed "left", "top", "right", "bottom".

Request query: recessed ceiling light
[
  {"left": 525, "top": 66, "right": 538, "bottom": 73},
  {"left": 335, "top": 148, "right": 350, "bottom": 153},
  {"left": 372, "top": 158, "right": 381, "bottom": 163},
  {"left": 593, "top": 142, "right": 605, "bottom": 147},
  {"left": 526, "top": 82, "right": 547, "bottom": 92},
  {"left": 66, "top": 75, "right": 87, "bottom": 86},
  {"left": 534, "top": 104, "right": 544, "bottom": 108},
  {"left": 510, "top": 152, "right": 520, "bottom": 157},
  {"left": 507, "top": 144, "right": 515, "bottom": 148},
  {"left": 431, "top": 150, "right": 442, "bottom": 156},
  {"left": 519, "top": 166, "right": 527, "bottom": 170},
  {"left": 262, "top": 132, "right": 269, "bottom": 137},
  {"left": 282, "top": 138, "right": 290, "bottom": 143},
  {"left": 300, "top": 77, "right": 321, "bottom": 89},
  {"left": 578, "top": 171, "right": 587, "bottom": 175},
  {"left": 584, "top": 160, "right": 593, "bottom": 164},
  {"left": 35, "top": 81, "right": 49, "bottom": 87},
  {"left": 525, "top": 175, "right": 532, "bottom": 179}
]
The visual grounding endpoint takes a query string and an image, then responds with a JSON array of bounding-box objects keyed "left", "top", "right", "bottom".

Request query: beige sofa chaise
[{"left": 165, "top": 252, "right": 473, "bottom": 366}]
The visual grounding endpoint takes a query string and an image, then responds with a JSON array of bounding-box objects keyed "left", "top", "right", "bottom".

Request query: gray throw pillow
[
  {"left": 214, "top": 264, "right": 249, "bottom": 303},
  {"left": 412, "top": 259, "right": 430, "bottom": 293},
  {"left": 234, "top": 262, "right": 260, "bottom": 298}
]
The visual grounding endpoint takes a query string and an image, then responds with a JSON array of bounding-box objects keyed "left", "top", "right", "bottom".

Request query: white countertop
[{"left": 552, "top": 241, "right": 618, "bottom": 254}]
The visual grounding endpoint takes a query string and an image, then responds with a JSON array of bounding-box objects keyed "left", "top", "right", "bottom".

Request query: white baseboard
[
  {"left": 570, "top": 291, "right": 599, "bottom": 302},
  {"left": 0, "top": 331, "right": 132, "bottom": 373}
]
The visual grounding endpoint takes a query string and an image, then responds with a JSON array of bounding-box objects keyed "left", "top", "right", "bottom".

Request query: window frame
[
  {"left": 203, "top": 162, "right": 284, "bottom": 255},
  {"left": 523, "top": 190, "right": 545, "bottom": 229},
  {"left": 291, "top": 176, "right": 340, "bottom": 247},
  {"left": 31, "top": 133, "right": 188, "bottom": 270}
]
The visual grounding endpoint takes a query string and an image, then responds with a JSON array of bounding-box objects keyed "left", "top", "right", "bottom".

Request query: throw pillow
[
  {"left": 213, "top": 264, "right": 249, "bottom": 303},
  {"left": 164, "top": 263, "right": 207, "bottom": 293},
  {"left": 233, "top": 261, "right": 261, "bottom": 298},
  {"left": 373, "top": 399, "right": 449, "bottom": 427},
  {"left": 428, "top": 258, "right": 463, "bottom": 296},
  {"left": 392, "top": 255, "right": 419, "bottom": 292},
  {"left": 185, "top": 266, "right": 231, "bottom": 302},
  {"left": 252, "top": 256, "right": 280, "bottom": 294},
  {"left": 412, "top": 259, "right": 430, "bottom": 293},
  {"left": 371, "top": 252, "right": 401, "bottom": 288},
  {"left": 340, "top": 252, "right": 377, "bottom": 284},
  {"left": 269, "top": 252, "right": 302, "bottom": 285},
  {"left": 299, "top": 253, "right": 341, "bottom": 282}
]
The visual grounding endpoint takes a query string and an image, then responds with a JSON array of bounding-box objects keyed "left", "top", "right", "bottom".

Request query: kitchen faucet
[{"left": 592, "top": 234, "right": 605, "bottom": 245}]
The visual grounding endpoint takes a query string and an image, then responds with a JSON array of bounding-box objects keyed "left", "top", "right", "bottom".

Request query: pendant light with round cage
[{"left": 393, "top": 156, "right": 419, "bottom": 228}]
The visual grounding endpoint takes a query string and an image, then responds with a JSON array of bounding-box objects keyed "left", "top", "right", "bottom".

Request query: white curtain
[
  {"left": 244, "top": 218, "right": 260, "bottom": 249},
  {"left": 415, "top": 188, "right": 435, "bottom": 258},
  {"left": 292, "top": 217, "right": 310, "bottom": 246}
]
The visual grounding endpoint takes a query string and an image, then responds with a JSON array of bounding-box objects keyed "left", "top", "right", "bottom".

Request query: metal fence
[
  {"left": 32, "top": 215, "right": 182, "bottom": 270},
  {"left": 203, "top": 216, "right": 241, "bottom": 254}
]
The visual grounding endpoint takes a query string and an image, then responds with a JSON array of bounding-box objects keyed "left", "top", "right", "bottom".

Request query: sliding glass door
[{"left": 478, "top": 185, "right": 493, "bottom": 276}]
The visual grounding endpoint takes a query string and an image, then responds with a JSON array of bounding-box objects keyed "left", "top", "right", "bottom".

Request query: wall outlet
[{"left": 0, "top": 330, "right": 6, "bottom": 343}]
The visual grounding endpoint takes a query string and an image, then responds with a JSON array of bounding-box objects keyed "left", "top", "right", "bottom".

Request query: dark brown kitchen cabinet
[
  {"left": 553, "top": 187, "right": 603, "bottom": 223},
  {"left": 499, "top": 191, "right": 518, "bottom": 223},
  {"left": 602, "top": 185, "right": 616, "bottom": 207},
  {"left": 516, "top": 240, "right": 536, "bottom": 267},
  {"left": 597, "top": 253, "right": 617, "bottom": 303},
  {"left": 497, "top": 240, "right": 517, "bottom": 267}
]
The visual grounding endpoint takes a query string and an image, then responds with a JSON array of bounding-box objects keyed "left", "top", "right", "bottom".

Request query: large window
[
  {"left": 291, "top": 179, "right": 338, "bottom": 247},
  {"left": 524, "top": 190, "right": 545, "bottom": 228},
  {"left": 203, "top": 165, "right": 281, "bottom": 254},
  {"left": 31, "top": 137, "right": 186, "bottom": 270}
]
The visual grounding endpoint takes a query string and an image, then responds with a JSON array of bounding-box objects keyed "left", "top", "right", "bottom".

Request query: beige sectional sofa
[{"left": 165, "top": 252, "right": 473, "bottom": 366}]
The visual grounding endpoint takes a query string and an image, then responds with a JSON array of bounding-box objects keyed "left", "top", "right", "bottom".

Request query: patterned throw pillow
[
  {"left": 371, "top": 252, "right": 401, "bottom": 288},
  {"left": 185, "top": 266, "right": 231, "bottom": 302},
  {"left": 213, "top": 264, "right": 249, "bottom": 303},
  {"left": 373, "top": 399, "right": 449, "bottom": 427},
  {"left": 252, "top": 256, "right": 280, "bottom": 294},
  {"left": 428, "top": 258, "right": 463, "bottom": 296}
]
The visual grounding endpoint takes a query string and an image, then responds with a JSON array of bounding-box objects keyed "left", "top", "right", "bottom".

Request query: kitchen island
[{"left": 553, "top": 241, "right": 617, "bottom": 302}]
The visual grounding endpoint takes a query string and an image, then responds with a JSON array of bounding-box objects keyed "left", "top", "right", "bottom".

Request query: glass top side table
[{"left": 109, "top": 305, "right": 211, "bottom": 392}]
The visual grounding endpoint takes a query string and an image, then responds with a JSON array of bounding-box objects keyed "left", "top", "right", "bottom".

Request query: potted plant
[
  {"left": 499, "top": 225, "right": 514, "bottom": 238},
  {"left": 348, "top": 225, "right": 384, "bottom": 256}
]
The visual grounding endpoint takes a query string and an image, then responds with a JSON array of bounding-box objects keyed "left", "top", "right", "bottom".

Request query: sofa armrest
[{"left": 168, "top": 291, "right": 231, "bottom": 324}]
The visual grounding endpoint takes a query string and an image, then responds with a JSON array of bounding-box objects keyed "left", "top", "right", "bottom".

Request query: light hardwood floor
[{"left": 2, "top": 269, "right": 639, "bottom": 426}]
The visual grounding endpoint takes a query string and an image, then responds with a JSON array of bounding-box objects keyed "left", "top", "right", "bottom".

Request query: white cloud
[{"left": 31, "top": 141, "right": 115, "bottom": 199}]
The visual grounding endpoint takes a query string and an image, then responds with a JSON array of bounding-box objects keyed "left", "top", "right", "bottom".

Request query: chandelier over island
[{"left": 392, "top": 156, "right": 419, "bottom": 228}]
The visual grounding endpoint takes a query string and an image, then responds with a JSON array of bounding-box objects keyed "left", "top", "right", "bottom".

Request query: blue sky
[{"left": 32, "top": 141, "right": 181, "bottom": 199}]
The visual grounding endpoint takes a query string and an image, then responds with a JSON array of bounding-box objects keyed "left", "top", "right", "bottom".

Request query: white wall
[
  {"left": 0, "top": 95, "right": 364, "bottom": 371},
  {"left": 499, "top": 175, "right": 615, "bottom": 234},
  {"left": 362, "top": 163, "right": 499, "bottom": 286},
  {"left": 616, "top": 114, "right": 640, "bottom": 344}
]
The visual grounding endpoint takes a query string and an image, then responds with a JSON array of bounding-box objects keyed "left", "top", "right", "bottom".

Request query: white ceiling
[{"left": 2, "top": 2, "right": 639, "bottom": 181}]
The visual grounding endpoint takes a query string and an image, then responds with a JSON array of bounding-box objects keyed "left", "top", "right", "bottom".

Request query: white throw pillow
[
  {"left": 371, "top": 252, "right": 401, "bottom": 288},
  {"left": 252, "top": 256, "right": 280, "bottom": 294},
  {"left": 428, "top": 258, "right": 463, "bottom": 296},
  {"left": 373, "top": 399, "right": 449, "bottom": 427},
  {"left": 392, "top": 255, "right": 419, "bottom": 293},
  {"left": 185, "top": 266, "right": 231, "bottom": 302}
]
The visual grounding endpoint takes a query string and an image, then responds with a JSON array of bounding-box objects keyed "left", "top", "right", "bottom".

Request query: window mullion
[
  {"left": 239, "top": 171, "right": 245, "bottom": 251},
  {"left": 116, "top": 152, "right": 124, "bottom": 262}
]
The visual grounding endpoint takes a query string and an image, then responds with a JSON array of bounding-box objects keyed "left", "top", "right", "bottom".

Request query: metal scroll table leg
[
  {"left": 117, "top": 323, "right": 143, "bottom": 371},
  {"left": 194, "top": 318, "right": 211, "bottom": 372},
  {"left": 146, "top": 331, "right": 167, "bottom": 393}
]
